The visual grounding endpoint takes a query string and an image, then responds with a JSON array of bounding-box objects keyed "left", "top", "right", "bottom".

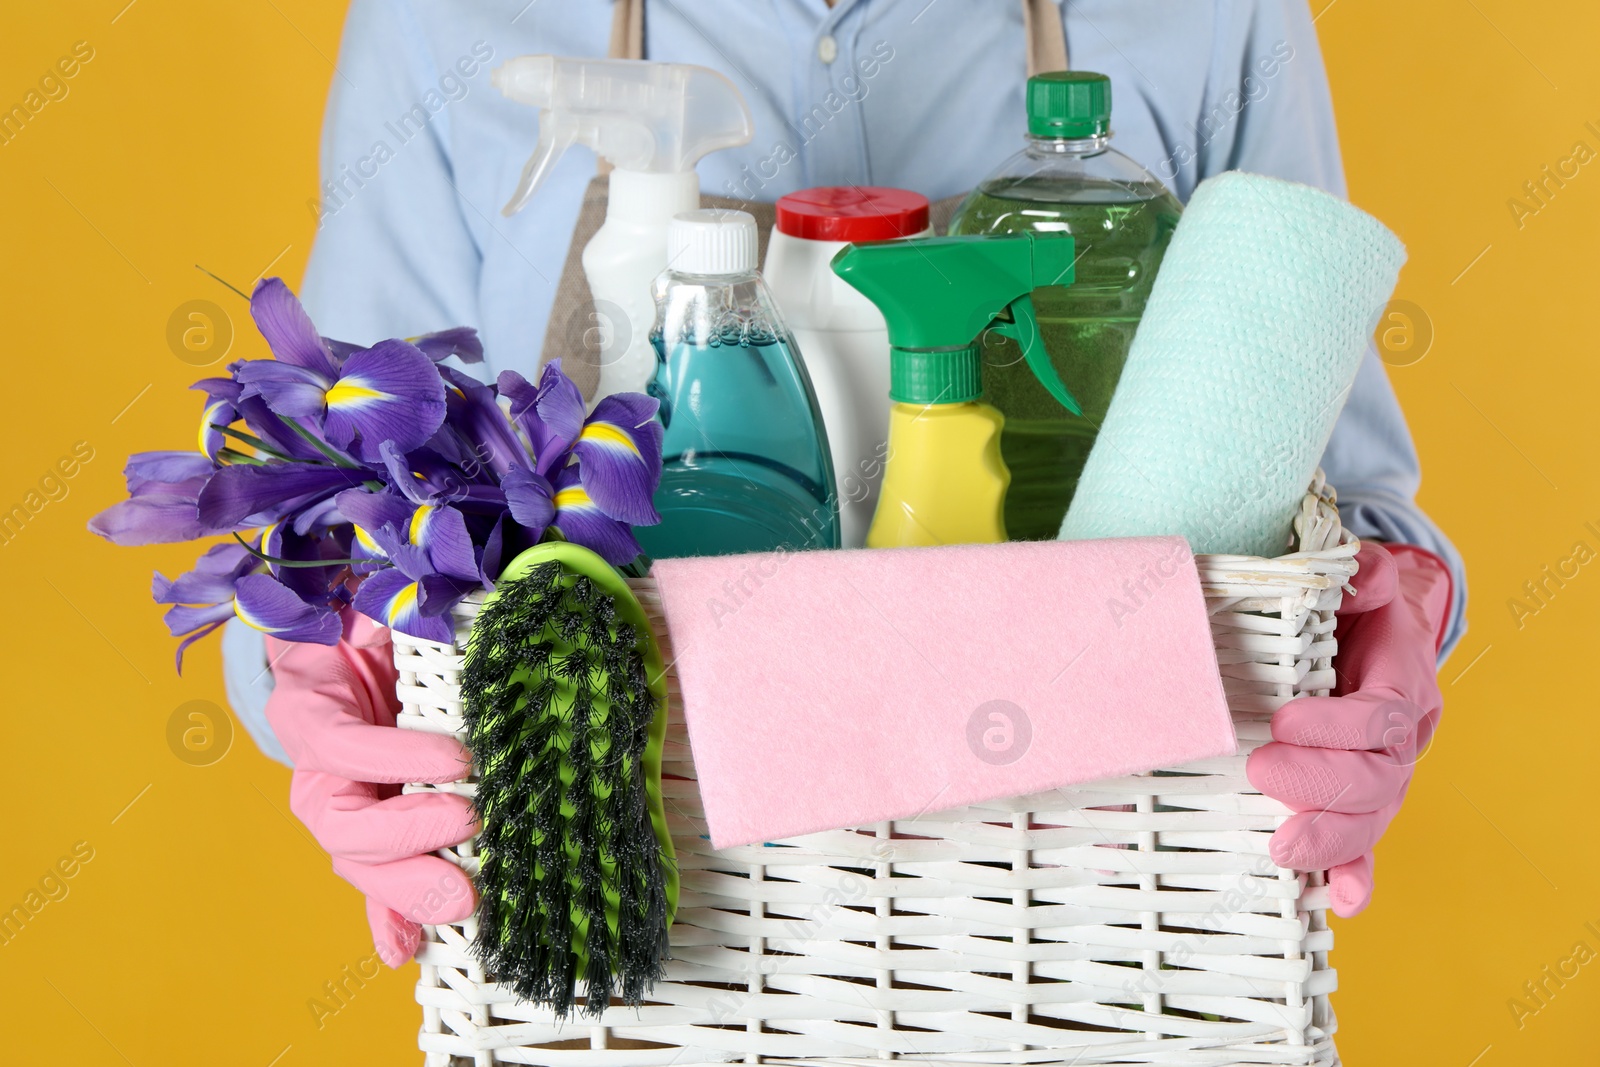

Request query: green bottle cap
[
  {"left": 890, "top": 345, "right": 983, "bottom": 405},
  {"left": 1027, "top": 71, "right": 1111, "bottom": 139}
]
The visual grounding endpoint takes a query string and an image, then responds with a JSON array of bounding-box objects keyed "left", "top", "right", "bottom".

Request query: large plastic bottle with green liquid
[
  {"left": 949, "top": 71, "right": 1182, "bottom": 540},
  {"left": 636, "top": 209, "right": 840, "bottom": 559}
]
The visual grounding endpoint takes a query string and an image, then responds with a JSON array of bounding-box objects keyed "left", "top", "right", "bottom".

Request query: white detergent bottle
[
  {"left": 494, "top": 56, "right": 754, "bottom": 403},
  {"left": 763, "top": 187, "right": 930, "bottom": 548}
]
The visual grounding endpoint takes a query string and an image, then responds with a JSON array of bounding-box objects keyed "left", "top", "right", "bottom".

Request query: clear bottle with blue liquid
[{"left": 637, "top": 209, "right": 840, "bottom": 559}]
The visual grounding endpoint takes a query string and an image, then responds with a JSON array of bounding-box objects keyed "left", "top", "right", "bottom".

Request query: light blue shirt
[{"left": 224, "top": 0, "right": 1468, "bottom": 764}]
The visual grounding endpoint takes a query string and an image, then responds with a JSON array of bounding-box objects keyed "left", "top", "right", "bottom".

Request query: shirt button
[{"left": 817, "top": 35, "right": 838, "bottom": 64}]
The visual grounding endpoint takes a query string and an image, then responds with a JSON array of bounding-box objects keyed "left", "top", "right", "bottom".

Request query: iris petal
[
  {"left": 124, "top": 451, "right": 213, "bottom": 492},
  {"left": 410, "top": 326, "right": 484, "bottom": 365},
  {"left": 232, "top": 573, "right": 342, "bottom": 644},
  {"left": 250, "top": 278, "right": 339, "bottom": 377},
  {"left": 550, "top": 468, "right": 643, "bottom": 566},
  {"left": 291, "top": 494, "right": 346, "bottom": 536},
  {"left": 352, "top": 567, "right": 454, "bottom": 643},
  {"left": 163, "top": 599, "right": 238, "bottom": 638},
  {"left": 502, "top": 465, "right": 554, "bottom": 536},
  {"left": 412, "top": 504, "right": 479, "bottom": 582},
  {"left": 417, "top": 572, "right": 478, "bottom": 618},
  {"left": 174, "top": 620, "right": 229, "bottom": 675},
  {"left": 572, "top": 393, "right": 663, "bottom": 526},
  {"left": 336, "top": 487, "right": 413, "bottom": 534},
  {"left": 153, "top": 543, "right": 256, "bottom": 604},
  {"left": 439, "top": 365, "right": 525, "bottom": 477},
  {"left": 498, "top": 361, "right": 584, "bottom": 476},
  {"left": 191, "top": 379, "right": 243, "bottom": 462},
  {"left": 198, "top": 399, "right": 237, "bottom": 461},
  {"left": 236, "top": 360, "right": 334, "bottom": 420},
  {"left": 196, "top": 463, "right": 368, "bottom": 531},
  {"left": 90, "top": 453, "right": 217, "bottom": 546},
  {"left": 89, "top": 492, "right": 208, "bottom": 546},
  {"left": 322, "top": 339, "right": 447, "bottom": 462},
  {"left": 190, "top": 376, "right": 242, "bottom": 406}
]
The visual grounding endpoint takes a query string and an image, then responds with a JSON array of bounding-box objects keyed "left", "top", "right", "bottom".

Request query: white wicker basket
[{"left": 392, "top": 476, "right": 1358, "bottom": 1067}]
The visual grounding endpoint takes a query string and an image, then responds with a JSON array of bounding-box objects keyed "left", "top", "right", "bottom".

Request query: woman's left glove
[
  {"left": 265, "top": 611, "right": 479, "bottom": 965},
  {"left": 1246, "top": 541, "right": 1453, "bottom": 917}
]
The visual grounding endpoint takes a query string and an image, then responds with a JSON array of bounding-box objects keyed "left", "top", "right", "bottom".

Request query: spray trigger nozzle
[
  {"left": 986, "top": 293, "right": 1083, "bottom": 416},
  {"left": 493, "top": 55, "right": 754, "bottom": 218}
]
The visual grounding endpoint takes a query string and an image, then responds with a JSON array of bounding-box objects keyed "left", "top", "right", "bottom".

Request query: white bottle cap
[{"left": 667, "top": 209, "right": 759, "bottom": 276}]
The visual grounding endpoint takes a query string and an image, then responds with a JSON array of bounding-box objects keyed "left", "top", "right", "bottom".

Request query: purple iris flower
[
  {"left": 154, "top": 542, "right": 339, "bottom": 671},
  {"left": 432, "top": 365, "right": 525, "bottom": 479},
  {"left": 351, "top": 536, "right": 472, "bottom": 645},
  {"left": 409, "top": 326, "right": 485, "bottom": 365},
  {"left": 338, "top": 489, "right": 478, "bottom": 588},
  {"left": 337, "top": 487, "right": 483, "bottom": 628},
  {"left": 196, "top": 462, "right": 371, "bottom": 532},
  {"left": 262, "top": 519, "right": 349, "bottom": 607},
  {"left": 498, "top": 361, "right": 585, "bottom": 477},
  {"left": 191, "top": 374, "right": 326, "bottom": 464},
  {"left": 335, "top": 487, "right": 412, "bottom": 571},
  {"left": 491, "top": 360, "right": 662, "bottom": 564},
  {"left": 568, "top": 392, "right": 664, "bottom": 526},
  {"left": 501, "top": 465, "right": 555, "bottom": 537},
  {"left": 236, "top": 280, "right": 450, "bottom": 464},
  {"left": 88, "top": 451, "right": 218, "bottom": 546},
  {"left": 93, "top": 279, "right": 664, "bottom": 660},
  {"left": 548, "top": 465, "right": 644, "bottom": 567},
  {"left": 379, "top": 441, "right": 508, "bottom": 512}
]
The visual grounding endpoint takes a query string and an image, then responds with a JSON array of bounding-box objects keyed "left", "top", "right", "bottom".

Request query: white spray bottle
[{"left": 494, "top": 56, "right": 754, "bottom": 402}]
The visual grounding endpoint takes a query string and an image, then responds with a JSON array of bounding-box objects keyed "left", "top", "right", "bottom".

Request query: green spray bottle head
[{"left": 829, "top": 232, "right": 1081, "bottom": 414}]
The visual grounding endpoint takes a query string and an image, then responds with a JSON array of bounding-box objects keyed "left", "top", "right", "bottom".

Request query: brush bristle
[{"left": 460, "top": 559, "right": 670, "bottom": 1018}]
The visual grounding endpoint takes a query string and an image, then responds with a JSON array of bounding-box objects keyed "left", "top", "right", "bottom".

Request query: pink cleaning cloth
[{"left": 650, "top": 537, "right": 1234, "bottom": 849}]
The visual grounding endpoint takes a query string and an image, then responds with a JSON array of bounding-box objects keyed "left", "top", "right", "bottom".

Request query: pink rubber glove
[
  {"left": 265, "top": 611, "right": 478, "bottom": 966},
  {"left": 1246, "top": 542, "right": 1452, "bottom": 918}
]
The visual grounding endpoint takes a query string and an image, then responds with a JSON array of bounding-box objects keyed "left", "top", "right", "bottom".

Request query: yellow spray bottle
[{"left": 830, "top": 232, "right": 1080, "bottom": 547}]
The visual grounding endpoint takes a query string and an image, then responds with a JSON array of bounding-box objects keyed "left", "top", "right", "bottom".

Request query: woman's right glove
[
  {"left": 265, "top": 612, "right": 478, "bottom": 966},
  {"left": 1246, "top": 542, "right": 1453, "bottom": 917}
]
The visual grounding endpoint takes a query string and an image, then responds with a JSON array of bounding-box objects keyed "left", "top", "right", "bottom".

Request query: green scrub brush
[{"left": 460, "top": 541, "right": 677, "bottom": 1018}]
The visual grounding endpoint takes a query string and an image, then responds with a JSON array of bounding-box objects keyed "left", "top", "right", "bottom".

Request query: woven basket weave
[{"left": 392, "top": 475, "right": 1358, "bottom": 1067}]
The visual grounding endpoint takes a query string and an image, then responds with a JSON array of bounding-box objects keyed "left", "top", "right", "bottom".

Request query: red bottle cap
[{"left": 774, "top": 186, "right": 931, "bottom": 243}]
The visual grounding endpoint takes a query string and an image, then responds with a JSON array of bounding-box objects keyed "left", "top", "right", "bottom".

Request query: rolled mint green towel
[{"left": 1058, "top": 171, "right": 1406, "bottom": 557}]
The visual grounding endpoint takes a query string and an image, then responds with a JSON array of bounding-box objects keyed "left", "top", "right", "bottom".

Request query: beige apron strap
[
  {"left": 596, "top": 0, "right": 646, "bottom": 178},
  {"left": 927, "top": 192, "right": 967, "bottom": 236},
  {"left": 609, "top": 0, "right": 646, "bottom": 60},
  {"left": 1022, "top": 0, "right": 1069, "bottom": 77}
]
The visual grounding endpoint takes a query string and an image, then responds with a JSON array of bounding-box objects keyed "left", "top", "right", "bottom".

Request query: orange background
[{"left": 1, "top": 2, "right": 1592, "bottom": 1064}]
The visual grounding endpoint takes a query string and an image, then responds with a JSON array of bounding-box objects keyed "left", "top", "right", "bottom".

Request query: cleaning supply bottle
[
  {"left": 830, "top": 232, "right": 1079, "bottom": 548},
  {"left": 637, "top": 210, "right": 840, "bottom": 559},
  {"left": 763, "top": 187, "right": 932, "bottom": 548},
  {"left": 948, "top": 71, "right": 1182, "bottom": 540},
  {"left": 494, "top": 56, "right": 754, "bottom": 402}
]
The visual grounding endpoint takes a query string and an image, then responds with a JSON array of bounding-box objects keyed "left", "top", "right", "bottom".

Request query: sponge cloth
[{"left": 1058, "top": 171, "right": 1406, "bottom": 556}]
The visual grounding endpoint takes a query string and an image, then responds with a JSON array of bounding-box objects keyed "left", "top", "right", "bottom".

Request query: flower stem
[
  {"left": 283, "top": 418, "right": 361, "bottom": 469},
  {"left": 210, "top": 423, "right": 295, "bottom": 462},
  {"left": 194, "top": 264, "right": 251, "bottom": 301},
  {"left": 233, "top": 532, "right": 364, "bottom": 568}
]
